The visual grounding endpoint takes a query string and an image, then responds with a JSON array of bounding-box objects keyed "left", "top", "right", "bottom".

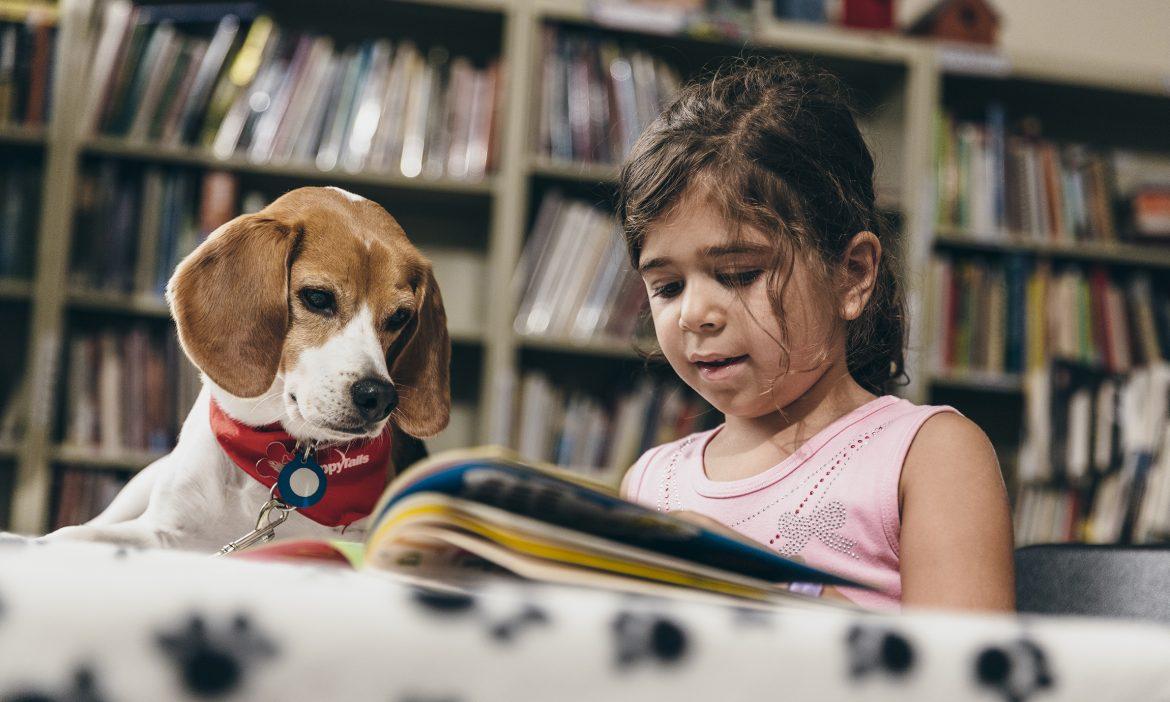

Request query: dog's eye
[
  {"left": 384, "top": 308, "right": 412, "bottom": 331},
  {"left": 299, "top": 288, "right": 336, "bottom": 315}
]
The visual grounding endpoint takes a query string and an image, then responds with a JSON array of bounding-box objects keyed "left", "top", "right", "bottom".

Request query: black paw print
[
  {"left": 410, "top": 586, "right": 549, "bottom": 644},
  {"left": 489, "top": 604, "right": 549, "bottom": 642},
  {"left": 156, "top": 614, "right": 276, "bottom": 698},
  {"left": 2, "top": 666, "right": 106, "bottom": 702},
  {"left": 975, "top": 638, "right": 1054, "bottom": 702},
  {"left": 612, "top": 612, "right": 689, "bottom": 668},
  {"left": 847, "top": 624, "right": 915, "bottom": 680},
  {"left": 411, "top": 586, "right": 477, "bottom": 615}
]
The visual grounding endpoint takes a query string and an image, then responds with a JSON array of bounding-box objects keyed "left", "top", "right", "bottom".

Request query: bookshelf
[
  {"left": 1, "top": 0, "right": 1167, "bottom": 541},
  {"left": 923, "top": 42, "right": 1170, "bottom": 545}
]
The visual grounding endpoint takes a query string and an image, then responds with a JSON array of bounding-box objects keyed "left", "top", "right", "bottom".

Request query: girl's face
[{"left": 638, "top": 198, "right": 835, "bottom": 419}]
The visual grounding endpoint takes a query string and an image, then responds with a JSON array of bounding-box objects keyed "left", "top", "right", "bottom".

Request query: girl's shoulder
[{"left": 618, "top": 428, "right": 719, "bottom": 502}]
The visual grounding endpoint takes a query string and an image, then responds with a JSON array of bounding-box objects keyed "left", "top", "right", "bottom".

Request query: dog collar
[{"left": 209, "top": 399, "right": 393, "bottom": 528}]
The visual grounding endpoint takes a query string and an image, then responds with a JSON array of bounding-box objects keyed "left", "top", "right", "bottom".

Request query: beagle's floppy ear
[
  {"left": 388, "top": 267, "right": 451, "bottom": 438},
  {"left": 167, "top": 214, "right": 300, "bottom": 398}
]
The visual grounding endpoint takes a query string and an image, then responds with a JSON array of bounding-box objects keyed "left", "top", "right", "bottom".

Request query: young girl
[{"left": 617, "top": 58, "right": 1015, "bottom": 612}]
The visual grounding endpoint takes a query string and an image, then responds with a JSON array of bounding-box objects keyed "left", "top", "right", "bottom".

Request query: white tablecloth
[{"left": 1, "top": 535, "right": 1168, "bottom": 701}]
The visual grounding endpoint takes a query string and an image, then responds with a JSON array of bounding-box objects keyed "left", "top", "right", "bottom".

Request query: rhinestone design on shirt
[
  {"left": 656, "top": 435, "right": 695, "bottom": 513},
  {"left": 767, "top": 425, "right": 886, "bottom": 559}
]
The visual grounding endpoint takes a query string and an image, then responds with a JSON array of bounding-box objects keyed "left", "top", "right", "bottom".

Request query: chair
[{"left": 1015, "top": 544, "right": 1170, "bottom": 623}]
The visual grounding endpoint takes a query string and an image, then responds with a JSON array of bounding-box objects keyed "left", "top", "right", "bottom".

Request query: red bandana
[{"left": 209, "top": 399, "right": 393, "bottom": 527}]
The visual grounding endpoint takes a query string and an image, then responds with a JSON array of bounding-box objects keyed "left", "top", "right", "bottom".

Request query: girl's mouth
[{"left": 695, "top": 355, "right": 748, "bottom": 379}]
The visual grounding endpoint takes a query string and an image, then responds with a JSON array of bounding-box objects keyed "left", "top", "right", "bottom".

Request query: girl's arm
[{"left": 899, "top": 412, "right": 1016, "bottom": 612}]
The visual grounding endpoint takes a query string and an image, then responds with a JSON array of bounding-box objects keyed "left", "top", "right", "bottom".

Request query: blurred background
[{"left": 0, "top": 0, "right": 1167, "bottom": 547}]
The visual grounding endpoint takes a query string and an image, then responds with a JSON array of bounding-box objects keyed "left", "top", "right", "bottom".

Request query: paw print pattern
[
  {"left": 410, "top": 587, "right": 477, "bottom": 615},
  {"left": 489, "top": 605, "right": 549, "bottom": 642},
  {"left": 2, "top": 667, "right": 107, "bottom": 702},
  {"left": 156, "top": 614, "right": 277, "bottom": 698},
  {"left": 847, "top": 624, "right": 915, "bottom": 680},
  {"left": 409, "top": 586, "right": 549, "bottom": 645},
  {"left": 612, "top": 612, "right": 689, "bottom": 668},
  {"left": 975, "top": 639, "right": 1054, "bottom": 702}
]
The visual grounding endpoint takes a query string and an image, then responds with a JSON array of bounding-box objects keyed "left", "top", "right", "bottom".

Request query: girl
[{"left": 617, "top": 57, "right": 1015, "bottom": 612}]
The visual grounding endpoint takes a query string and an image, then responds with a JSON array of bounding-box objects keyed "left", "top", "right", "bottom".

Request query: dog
[{"left": 44, "top": 186, "right": 450, "bottom": 552}]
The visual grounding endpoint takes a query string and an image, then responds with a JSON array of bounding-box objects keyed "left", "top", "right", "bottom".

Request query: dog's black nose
[{"left": 350, "top": 378, "right": 397, "bottom": 421}]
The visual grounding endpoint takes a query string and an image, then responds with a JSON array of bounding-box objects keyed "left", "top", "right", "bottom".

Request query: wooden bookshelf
[
  {"left": 51, "top": 444, "right": 165, "bottom": 472},
  {"left": 83, "top": 137, "right": 497, "bottom": 199},
  {"left": 67, "top": 289, "right": 172, "bottom": 318},
  {"left": 1, "top": 0, "right": 1166, "bottom": 538},
  {"left": 934, "top": 229, "right": 1170, "bottom": 270},
  {"left": 0, "top": 124, "right": 47, "bottom": 147},
  {"left": 517, "top": 333, "right": 644, "bottom": 360},
  {"left": 529, "top": 157, "right": 620, "bottom": 186},
  {"left": 929, "top": 371, "right": 1024, "bottom": 394},
  {"left": 0, "top": 277, "right": 33, "bottom": 301}
]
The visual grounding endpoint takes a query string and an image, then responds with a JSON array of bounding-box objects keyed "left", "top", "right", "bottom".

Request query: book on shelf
[
  {"left": 64, "top": 324, "right": 197, "bottom": 456},
  {"left": 0, "top": 374, "right": 28, "bottom": 447},
  {"left": 514, "top": 191, "right": 647, "bottom": 343},
  {"left": 930, "top": 254, "right": 1169, "bottom": 380},
  {"left": 72, "top": 163, "right": 239, "bottom": 297},
  {"left": 0, "top": 8, "right": 56, "bottom": 127},
  {"left": 0, "top": 158, "right": 40, "bottom": 278},
  {"left": 511, "top": 373, "right": 715, "bottom": 488},
  {"left": 53, "top": 468, "right": 130, "bottom": 531},
  {"left": 1014, "top": 361, "right": 1170, "bottom": 546},
  {"left": 537, "top": 25, "right": 681, "bottom": 166},
  {"left": 79, "top": 2, "right": 501, "bottom": 181},
  {"left": 232, "top": 446, "right": 864, "bottom": 608},
  {"left": 935, "top": 105, "right": 1120, "bottom": 244}
]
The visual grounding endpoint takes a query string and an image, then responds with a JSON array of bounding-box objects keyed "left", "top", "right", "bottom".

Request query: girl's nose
[{"left": 678, "top": 282, "right": 725, "bottom": 333}]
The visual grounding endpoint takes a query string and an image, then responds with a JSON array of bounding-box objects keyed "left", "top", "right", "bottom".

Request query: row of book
[
  {"left": 0, "top": 10, "right": 56, "bottom": 127},
  {"left": 71, "top": 162, "right": 238, "bottom": 295},
  {"left": 930, "top": 254, "right": 1170, "bottom": 378},
  {"left": 52, "top": 467, "right": 128, "bottom": 531},
  {"left": 512, "top": 372, "right": 717, "bottom": 487},
  {"left": 1014, "top": 361, "right": 1170, "bottom": 545},
  {"left": 0, "top": 158, "right": 40, "bottom": 278},
  {"left": 64, "top": 324, "right": 200, "bottom": 455},
  {"left": 935, "top": 107, "right": 1118, "bottom": 243},
  {"left": 537, "top": 26, "right": 681, "bottom": 165},
  {"left": 513, "top": 191, "right": 647, "bottom": 342},
  {"left": 83, "top": 2, "right": 500, "bottom": 179}
]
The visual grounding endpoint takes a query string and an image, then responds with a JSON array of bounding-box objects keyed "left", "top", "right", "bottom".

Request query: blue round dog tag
[{"left": 277, "top": 454, "right": 327, "bottom": 509}]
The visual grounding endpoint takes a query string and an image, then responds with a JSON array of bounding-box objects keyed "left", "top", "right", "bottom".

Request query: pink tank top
[{"left": 621, "top": 395, "right": 958, "bottom": 610}]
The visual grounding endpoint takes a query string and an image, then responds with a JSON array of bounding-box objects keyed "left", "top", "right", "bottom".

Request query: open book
[{"left": 235, "top": 447, "right": 867, "bottom": 607}]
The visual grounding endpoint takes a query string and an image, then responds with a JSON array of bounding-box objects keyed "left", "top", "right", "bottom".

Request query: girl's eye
[
  {"left": 384, "top": 308, "right": 412, "bottom": 331},
  {"left": 716, "top": 270, "right": 763, "bottom": 287},
  {"left": 651, "top": 281, "right": 683, "bottom": 299},
  {"left": 299, "top": 288, "right": 336, "bottom": 315}
]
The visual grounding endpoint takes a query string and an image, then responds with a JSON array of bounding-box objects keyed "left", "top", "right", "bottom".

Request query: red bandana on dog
[{"left": 209, "top": 399, "right": 393, "bottom": 527}]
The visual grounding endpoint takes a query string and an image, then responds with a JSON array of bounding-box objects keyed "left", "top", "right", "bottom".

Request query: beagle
[{"left": 44, "top": 186, "right": 450, "bottom": 552}]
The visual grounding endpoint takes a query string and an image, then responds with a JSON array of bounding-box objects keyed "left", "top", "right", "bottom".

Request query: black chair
[{"left": 1015, "top": 544, "right": 1170, "bottom": 623}]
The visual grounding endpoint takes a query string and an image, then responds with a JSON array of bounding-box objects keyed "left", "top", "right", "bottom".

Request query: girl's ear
[{"left": 839, "top": 231, "right": 881, "bottom": 321}]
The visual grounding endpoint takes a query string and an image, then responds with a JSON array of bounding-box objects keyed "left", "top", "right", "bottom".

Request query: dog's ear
[
  {"left": 388, "top": 267, "right": 450, "bottom": 438},
  {"left": 167, "top": 214, "right": 300, "bottom": 398}
]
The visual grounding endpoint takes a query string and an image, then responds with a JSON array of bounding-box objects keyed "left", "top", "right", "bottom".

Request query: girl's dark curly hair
[{"left": 616, "top": 56, "right": 906, "bottom": 396}]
